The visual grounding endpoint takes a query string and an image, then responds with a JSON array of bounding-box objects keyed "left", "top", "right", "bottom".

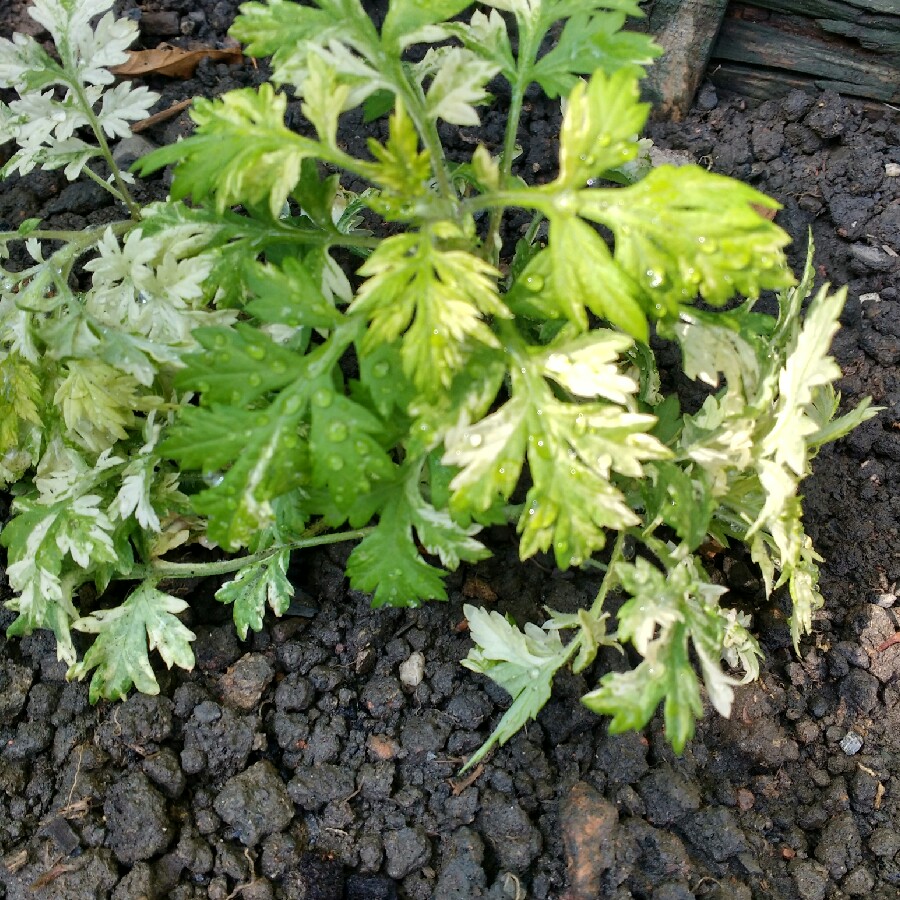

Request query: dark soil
[{"left": 3, "top": 2, "right": 900, "bottom": 899}]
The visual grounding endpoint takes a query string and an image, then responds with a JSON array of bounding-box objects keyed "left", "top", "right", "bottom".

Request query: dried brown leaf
[{"left": 110, "top": 45, "right": 243, "bottom": 79}]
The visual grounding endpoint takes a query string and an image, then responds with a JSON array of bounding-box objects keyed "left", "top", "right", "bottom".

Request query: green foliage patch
[{"left": 0, "top": 0, "right": 875, "bottom": 763}]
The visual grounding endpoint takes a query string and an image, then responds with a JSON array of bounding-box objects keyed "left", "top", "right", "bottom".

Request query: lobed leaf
[{"left": 68, "top": 581, "right": 196, "bottom": 701}]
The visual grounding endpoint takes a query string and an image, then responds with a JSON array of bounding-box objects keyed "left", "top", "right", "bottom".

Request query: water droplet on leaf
[
  {"left": 328, "top": 422, "right": 348, "bottom": 442},
  {"left": 313, "top": 389, "right": 333, "bottom": 408}
]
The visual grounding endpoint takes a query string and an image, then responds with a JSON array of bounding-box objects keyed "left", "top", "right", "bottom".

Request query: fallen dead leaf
[
  {"left": 560, "top": 782, "right": 618, "bottom": 900},
  {"left": 110, "top": 45, "right": 243, "bottom": 79},
  {"left": 752, "top": 203, "right": 778, "bottom": 221},
  {"left": 462, "top": 575, "right": 498, "bottom": 602}
]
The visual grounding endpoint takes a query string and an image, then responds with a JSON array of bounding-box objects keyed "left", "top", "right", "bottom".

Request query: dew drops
[
  {"left": 372, "top": 361, "right": 390, "bottom": 378},
  {"left": 312, "top": 389, "right": 333, "bottom": 408},
  {"left": 328, "top": 421, "right": 348, "bottom": 442},
  {"left": 213, "top": 334, "right": 228, "bottom": 349},
  {"left": 271, "top": 360, "right": 287, "bottom": 374},
  {"left": 248, "top": 373, "right": 262, "bottom": 387},
  {"left": 525, "top": 275, "right": 544, "bottom": 292},
  {"left": 327, "top": 454, "right": 345, "bottom": 471},
  {"left": 203, "top": 470, "right": 224, "bottom": 487},
  {"left": 574, "top": 414, "right": 587, "bottom": 435},
  {"left": 284, "top": 395, "right": 303, "bottom": 414},
  {"left": 136, "top": 290, "right": 149, "bottom": 305},
  {"left": 645, "top": 269, "right": 663, "bottom": 288},
  {"left": 468, "top": 433, "right": 483, "bottom": 448},
  {"left": 247, "top": 344, "right": 266, "bottom": 361},
  {"left": 697, "top": 236, "right": 717, "bottom": 254},
  {"left": 217, "top": 352, "right": 231, "bottom": 365},
  {"left": 355, "top": 439, "right": 369, "bottom": 454},
  {"left": 196, "top": 381, "right": 211, "bottom": 393},
  {"left": 596, "top": 135, "right": 611, "bottom": 148}
]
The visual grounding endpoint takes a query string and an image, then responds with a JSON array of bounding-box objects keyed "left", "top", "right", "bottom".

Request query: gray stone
[
  {"left": 104, "top": 772, "right": 173, "bottom": 864},
  {"left": 214, "top": 761, "right": 293, "bottom": 847},
  {"left": 383, "top": 826, "right": 431, "bottom": 880}
]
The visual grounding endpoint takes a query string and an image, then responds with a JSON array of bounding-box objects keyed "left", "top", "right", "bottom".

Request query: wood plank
[
  {"left": 713, "top": 17, "right": 900, "bottom": 102},
  {"left": 749, "top": 0, "right": 900, "bottom": 28},
  {"left": 819, "top": 19, "right": 900, "bottom": 53},
  {"left": 642, "top": 0, "right": 729, "bottom": 120},
  {"left": 708, "top": 61, "right": 900, "bottom": 109}
]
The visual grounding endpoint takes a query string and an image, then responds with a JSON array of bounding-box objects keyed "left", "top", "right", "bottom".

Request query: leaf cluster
[{"left": 0, "top": 0, "right": 876, "bottom": 762}]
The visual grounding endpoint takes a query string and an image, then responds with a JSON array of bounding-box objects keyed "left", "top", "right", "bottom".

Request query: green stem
[
  {"left": 80, "top": 163, "right": 132, "bottom": 207},
  {"left": 0, "top": 219, "right": 133, "bottom": 247},
  {"left": 590, "top": 530, "right": 626, "bottom": 618},
  {"left": 483, "top": 24, "right": 538, "bottom": 264},
  {"left": 70, "top": 81, "right": 142, "bottom": 219},
  {"left": 123, "top": 527, "right": 375, "bottom": 582},
  {"left": 388, "top": 61, "right": 457, "bottom": 206}
]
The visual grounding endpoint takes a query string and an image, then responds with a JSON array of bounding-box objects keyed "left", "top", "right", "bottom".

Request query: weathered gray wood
[
  {"left": 749, "top": 0, "right": 900, "bottom": 31},
  {"left": 819, "top": 19, "right": 900, "bottom": 53},
  {"left": 708, "top": 61, "right": 900, "bottom": 109},
  {"left": 642, "top": 0, "right": 729, "bottom": 120},
  {"left": 713, "top": 17, "right": 900, "bottom": 102}
]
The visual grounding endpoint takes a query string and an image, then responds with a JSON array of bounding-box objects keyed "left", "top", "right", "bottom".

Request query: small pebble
[
  {"left": 840, "top": 731, "right": 863, "bottom": 756},
  {"left": 399, "top": 652, "right": 425, "bottom": 688},
  {"left": 885, "top": 163, "right": 900, "bottom": 177}
]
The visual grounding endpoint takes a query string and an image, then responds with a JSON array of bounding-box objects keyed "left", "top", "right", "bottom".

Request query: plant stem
[
  {"left": 80, "top": 164, "right": 133, "bottom": 207},
  {"left": 389, "top": 62, "right": 457, "bottom": 206},
  {"left": 123, "top": 527, "right": 375, "bottom": 582},
  {"left": 0, "top": 220, "right": 133, "bottom": 247},
  {"left": 483, "top": 22, "right": 538, "bottom": 264},
  {"left": 590, "top": 530, "right": 625, "bottom": 618},
  {"left": 71, "top": 81, "right": 142, "bottom": 219}
]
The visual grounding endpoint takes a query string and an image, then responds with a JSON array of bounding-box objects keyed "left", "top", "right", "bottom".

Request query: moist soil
[{"left": 2, "top": 2, "right": 900, "bottom": 899}]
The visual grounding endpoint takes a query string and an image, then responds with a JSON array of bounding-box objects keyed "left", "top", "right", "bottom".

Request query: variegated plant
[{"left": 0, "top": 0, "right": 874, "bottom": 763}]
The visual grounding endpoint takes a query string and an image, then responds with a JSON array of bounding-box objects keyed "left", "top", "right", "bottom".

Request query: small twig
[
  {"left": 449, "top": 763, "right": 484, "bottom": 796},
  {"left": 875, "top": 632, "right": 900, "bottom": 653},
  {"left": 132, "top": 98, "right": 194, "bottom": 133}
]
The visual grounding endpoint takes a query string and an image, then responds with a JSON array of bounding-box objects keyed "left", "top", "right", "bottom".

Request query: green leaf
[
  {"left": 443, "top": 391, "right": 529, "bottom": 514},
  {"left": 404, "top": 476, "right": 490, "bottom": 569},
  {"left": 364, "top": 100, "right": 432, "bottom": 213},
  {"left": 351, "top": 225, "right": 508, "bottom": 393},
  {"left": 461, "top": 604, "right": 568, "bottom": 768},
  {"left": 441, "top": 9, "right": 515, "bottom": 81},
  {"left": 309, "top": 389, "right": 397, "bottom": 523},
  {"left": 583, "top": 554, "right": 743, "bottom": 750},
  {"left": 0, "top": 352, "right": 42, "bottom": 460},
  {"left": 175, "top": 324, "right": 305, "bottom": 405},
  {"left": 134, "top": 85, "right": 320, "bottom": 217},
  {"left": 421, "top": 48, "right": 499, "bottom": 126},
  {"left": 547, "top": 215, "right": 648, "bottom": 339},
  {"left": 68, "top": 581, "right": 196, "bottom": 702},
  {"left": 555, "top": 68, "right": 649, "bottom": 188},
  {"left": 164, "top": 388, "right": 309, "bottom": 550},
  {"left": 346, "top": 493, "right": 448, "bottom": 607},
  {"left": 641, "top": 461, "right": 713, "bottom": 551},
  {"left": 578, "top": 165, "right": 794, "bottom": 312},
  {"left": 381, "top": 0, "right": 472, "bottom": 49},
  {"left": 215, "top": 549, "right": 294, "bottom": 639},
  {"left": 345, "top": 463, "right": 488, "bottom": 606},
  {"left": 245, "top": 257, "right": 344, "bottom": 331},
  {"left": 531, "top": 11, "right": 660, "bottom": 98},
  {"left": 229, "top": 0, "right": 334, "bottom": 86},
  {"left": 357, "top": 340, "right": 417, "bottom": 418}
]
